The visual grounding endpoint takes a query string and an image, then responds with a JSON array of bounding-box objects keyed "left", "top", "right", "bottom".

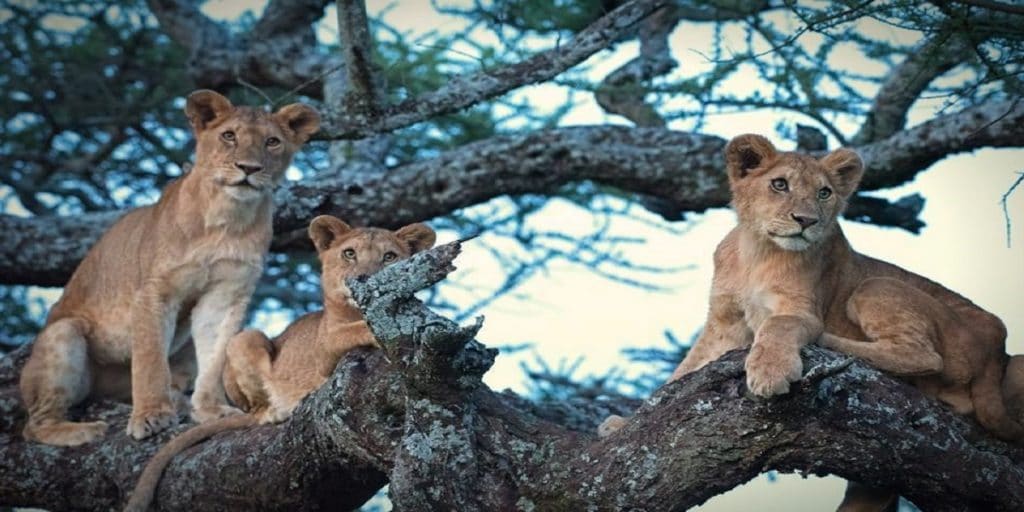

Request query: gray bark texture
[
  {"left": 1, "top": 242, "right": 1023, "bottom": 511},
  {"left": 3, "top": 98, "right": 1023, "bottom": 287}
]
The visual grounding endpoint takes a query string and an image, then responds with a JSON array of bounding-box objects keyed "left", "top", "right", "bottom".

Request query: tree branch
[
  {"left": 316, "top": 0, "right": 671, "bottom": 139},
  {"left": 851, "top": 31, "right": 976, "bottom": 145},
  {"left": 336, "top": 0, "right": 380, "bottom": 117},
  {"left": 2, "top": 243, "right": 1022, "bottom": 511},
  {"left": 594, "top": 6, "right": 677, "bottom": 127},
  {"left": 253, "top": 0, "right": 332, "bottom": 40},
  {"left": 146, "top": 0, "right": 330, "bottom": 97},
  {"left": 2, "top": 98, "right": 1021, "bottom": 287}
]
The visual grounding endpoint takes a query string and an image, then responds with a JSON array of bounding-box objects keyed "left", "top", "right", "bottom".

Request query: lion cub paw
[
  {"left": 191, "top": 404, "right": 243, "bottom": 424},
  {"left": 744, "top": 345, "right": 803, "bottom": 398},
  {"left": 259, "top": 403, "right": 296, "bottom": 425},
  {"left": 597, "top": 415, "right": 629, "bottom": 438},
  {"left": 127, "top": 406, "right": 179, "bottom": 440}
]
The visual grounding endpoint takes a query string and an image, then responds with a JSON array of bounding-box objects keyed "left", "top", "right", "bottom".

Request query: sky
[{"left": 7, "top": 1, "right": 1024, "bottom": 511}]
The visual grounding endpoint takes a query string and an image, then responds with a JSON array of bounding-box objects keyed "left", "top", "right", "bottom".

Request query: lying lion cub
[
  {"left": 124, "top": 215, "right": 436, "bottom": 512},
  {"left": 19, "top": 90, "right": 319, "bottom": 446},
  {"left": 673, "top": 134, "right": 1020, "bottom": 434},
  {"left": 605, "top": 134, "right": 1021, "bottom": 511}
]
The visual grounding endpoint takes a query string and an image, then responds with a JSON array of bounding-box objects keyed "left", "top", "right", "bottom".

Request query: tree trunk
[{"left": 1, "top": 241, "right": 1022, "bottom": 511}]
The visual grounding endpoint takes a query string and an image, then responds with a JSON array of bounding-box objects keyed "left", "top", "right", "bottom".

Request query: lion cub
[
  {"left": 669, "top": 134, "right": 1020, "bottom": 440},
  {"left": 19, "top": 90, "right": 319, "bottom": 446},
  {"left": 609, "top": 134, "right": 1019, "bottom": 511},
  {"left": 124, "top": 216, "right": 435, "bottom": 512}
]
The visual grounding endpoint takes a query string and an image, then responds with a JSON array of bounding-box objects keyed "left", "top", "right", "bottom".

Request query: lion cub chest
[{"left": 718, "top": 253, "right": 816, "bottom": 336}]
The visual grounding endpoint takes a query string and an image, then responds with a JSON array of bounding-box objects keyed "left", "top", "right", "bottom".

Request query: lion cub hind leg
[
  {"left": 20, "top": 318, "right": 109, "bottom": 446},
  {"left": 1003, "top": 355, "right": 1024, "bottom": 425},
  {"left": 820, "top": 277, "right": 944, "bottom": 377},
  {"left": 836, "top": 482, "right": 898, "bottom": 512},
  {"left": 223, "top": 329, "right": 275, "bottom": 412},
  {"left": 971, "top": 358, "right": 1024, "bottom": 441}
]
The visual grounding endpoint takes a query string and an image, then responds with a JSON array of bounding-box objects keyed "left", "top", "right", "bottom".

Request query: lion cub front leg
[
  {"left": 190, "top": 282, "right": 253, "bottom": 423},
  {"left": 669, "top": 294, "right": 751, "bottom": 383},
  {"left": 223, "top": 329, "right": 274, "bottom": 412},
  {"left": 745, "top": 312, "right": 822, "bottom": 397},
  {"left": 328, "top": 320, "right": 379, "bottom": 352},
  {"left": 126, "top": 292, "right": 181, "bottom": 440}
]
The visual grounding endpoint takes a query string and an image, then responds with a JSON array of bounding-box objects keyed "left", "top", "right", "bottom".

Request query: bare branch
[
  {"left": 2, "top": 98, "right": 1021, "bottom": 287},
  {"left": 594, "top": 6, "right": 678, "bottom": 126},
  {"left": 316, "top": 0, "right": 671, "bottom": 139},
  {"left": 336, "top": 0, "right": 381, "bottom": 117},
  {"left": 253, "top": 0, "right": 332, "bottom": 39},
  {"left": 852, "top": 31, "right": 976, "bottom": 145},
  {"left": 1002, "top": 171, "right": 1024, "bottom": 247}
]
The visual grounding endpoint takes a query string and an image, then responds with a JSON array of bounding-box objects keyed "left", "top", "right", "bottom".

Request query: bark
[
  {"left": 1, "top": 241, "right": 1022, "bottom": 511},
  {"left": 3, "top": 98, "right": 1023, "bottom": 287}
]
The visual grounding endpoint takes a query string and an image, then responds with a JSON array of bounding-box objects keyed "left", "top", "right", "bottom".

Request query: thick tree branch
[
  {"left": 253, "top": 0, "right": 332, "bottom": 40},
  {"left": 2, "top": 99, "right": 1021, "bottom": 287},
  {"left": 2, "top": 244, "right": 1022, "bottom": 511},
  {"left": 146, "top": 0, "right": 329, "bottom": 97},
  {"left": 336, "top": 0, "right": 380, "bottom": 117}
]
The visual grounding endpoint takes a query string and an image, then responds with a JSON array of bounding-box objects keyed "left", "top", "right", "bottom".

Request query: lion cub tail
[
  {"left": 972, "top": 358, "right": 1024, "bottom": 443},
  {"left": 124, "top": 414, "right": 257, "bottom": 512}
]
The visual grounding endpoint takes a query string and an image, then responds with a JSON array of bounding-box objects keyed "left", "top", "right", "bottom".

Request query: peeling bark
[
  {"left": 3, "top": 98, "right": 1022, "bottom": 287},
  {"left": 1, "top": 242, "right": 1022, "bottom": 511}
]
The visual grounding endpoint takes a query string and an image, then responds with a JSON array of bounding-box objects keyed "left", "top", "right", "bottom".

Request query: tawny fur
[
  {"left": 601, "top": 134, "right": 1022, "bottom": 511},
  {"left": 124, "top": 216, "right": 436, "bottom": 512},
  {"left": 18, "top": 90, "right": 319, "bottom": 446}
]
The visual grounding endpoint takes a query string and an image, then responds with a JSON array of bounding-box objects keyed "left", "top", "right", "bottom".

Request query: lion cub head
[
  {"left": 725, "top": 134, "right": 865, "bottom": 251},
  {"left": 185, "top": 90, "right": 320, "bottom": 201},
  {"left": 308, "top": 215, "right": 437, "bottom": 306}
]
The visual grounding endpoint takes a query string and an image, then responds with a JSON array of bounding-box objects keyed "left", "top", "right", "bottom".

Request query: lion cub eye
[
  {"left": 770, "top": 178, "right": 788, "bottom": 192},
  {"left": 818, "top": 187, "right": 833, "bottom": 200},
  {"left": 383, "top": 251, "right": 397, "bottom": 263},
  {"left": 342, "top": 248, "right": 356, "bottom": 260},
  {"left": 221, "top": 131, "right": 236, "bottom": 142},
  {"left": 266, "top": 137, "right": 281, "bottom": 148}
]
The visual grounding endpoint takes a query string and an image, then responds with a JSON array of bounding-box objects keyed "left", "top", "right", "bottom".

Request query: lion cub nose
[
  {"left": 234, "top": 161, "right": 263, "bottom": 175},
  {"left": 791, "top": 213, "right": 819, "bottom": 229}
]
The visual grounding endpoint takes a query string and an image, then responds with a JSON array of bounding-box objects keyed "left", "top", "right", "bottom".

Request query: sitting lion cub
[
  {"left": 124, "top": 215, "right": 436, "bottom": 512},
  {"left": 19, "top": 90, "right": 320, "bottom": 445},
  {"left": 605, "top": 134, "right": 1022, "bottom": 511}
]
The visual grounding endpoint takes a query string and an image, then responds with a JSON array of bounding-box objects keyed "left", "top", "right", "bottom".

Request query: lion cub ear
[
  {"left": 724, "top": 134, "right": 777, "bottom": 183},
  {"left": 820, "top": 148, "right": 864, "bottom": 199},
  {"left": 273, "top": 103, "right": 321, "bottom": 144},
  {"left": 309, "top": 215, "right": 353, "bottom": 253},
  {"left": 185, "top": 90, "right": 234, "bottom": 132},
  {"left": 395, "top": 223, "right": 436, "bottom": 254}
]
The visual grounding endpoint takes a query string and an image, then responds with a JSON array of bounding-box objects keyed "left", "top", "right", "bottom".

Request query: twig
[
  {"left": 1001, "top": 171, "right": 1024, "bottom": 248},
  {"left": 274, "top": 61, "right": 347, "bottom": 107},
  {"left": 236, "top": 76, "right": 275, "bottom": 109}
]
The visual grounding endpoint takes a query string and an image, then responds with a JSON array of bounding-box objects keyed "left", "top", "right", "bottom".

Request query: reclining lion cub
[
  {"left": 603, "top": 134, "right": 1022, "bottom": 511},
  {"left": 671, "top": 134, "right": 1020, "bottom": 437},
  {"left": 19, "top": 90, "right": 319, "bottom": 446},
  {"left": 124, "top": 216, "right": 436, "bottom": 512}
]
